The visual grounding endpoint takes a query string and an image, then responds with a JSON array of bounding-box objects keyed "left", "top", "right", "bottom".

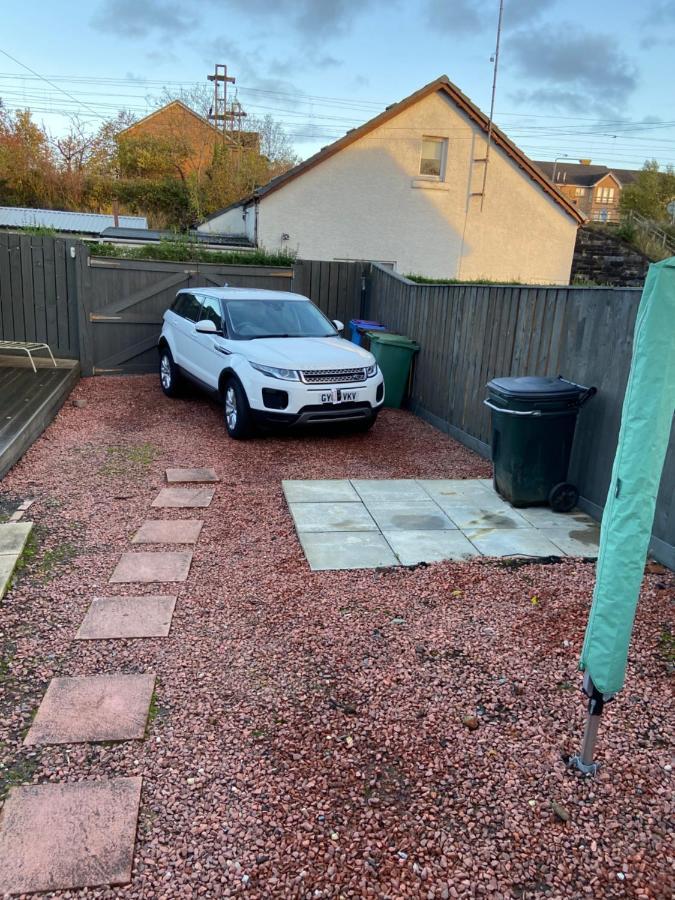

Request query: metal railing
[{"left": 623, "top": 210, "right": 675, "bottom": 255}]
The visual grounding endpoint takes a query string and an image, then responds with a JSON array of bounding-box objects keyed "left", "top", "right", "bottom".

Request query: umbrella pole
[{"left": 568, "top": 674, "right": 613, "bottom": 776}]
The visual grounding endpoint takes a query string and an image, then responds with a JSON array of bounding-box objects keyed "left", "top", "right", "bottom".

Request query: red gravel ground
[{"left": 0, "top": 375, "right": 673, "bottom": 899}]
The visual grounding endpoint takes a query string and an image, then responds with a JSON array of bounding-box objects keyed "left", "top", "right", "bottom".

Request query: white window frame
[
  {"left": 419, "top": 136, "right": 448, "bottom": 181},
  {"left": 595, "top": 186, "right": 615, "bottom": 204}
]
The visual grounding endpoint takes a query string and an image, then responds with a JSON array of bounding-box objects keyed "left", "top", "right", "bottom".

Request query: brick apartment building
[{"left": 535, "top": 159, "right": 639, "bottom": 223}]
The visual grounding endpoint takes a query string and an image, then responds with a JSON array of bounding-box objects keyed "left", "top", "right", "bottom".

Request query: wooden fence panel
[{"left": 0, "top": 234, "right": 80, "bottom": 358}]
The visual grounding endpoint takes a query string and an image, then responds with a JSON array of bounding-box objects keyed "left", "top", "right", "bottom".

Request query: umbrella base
[{"left": 567, "top": 754, "right": 600, "bottom": 776}]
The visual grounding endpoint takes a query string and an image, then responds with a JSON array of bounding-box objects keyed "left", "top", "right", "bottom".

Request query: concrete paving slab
[
  {"left": 541, "top": 525, "right": 601, "bottom": 557},
  {"left": 289, "top": 502, "right": 376, "bottom": 532},
  {"left": 166, "top": 467, "right": 219, "bottom": 483},
  {"left": 417, "top": 479, "right": 495, "bottom": 501},
  {"left": 0, "top": 777, "right": 142, "bottom": 894},
  {"left": 152, "top": 486, "right": 215, "bottom": 508},
  {"left": 365, "top": 501, "right": 457, "bottom": 531},
  {"left": 464, "top": 527, "right": 564, "bottom": 558},
  {"left": 383, "top": 530, "right": 480, "bottom": 565},
  {"left": 516, "top": 506, "right": 597, "bottom": 528},
  {"left": 299, "top": 531, "right": 399, "bottom": 570},
  {"left": 132, "top": 519, "right": 203, "bottom": 544},
  {"left": 0, "top": 554, "right": 17, "bottom": 599},
  {"left": 431, "top": 490, "right": 514, "bottom": 515},
  {"left": 282, "top": 479, "right": 360, "bottom": 503},
  {"left": 351, "top": 479, "right": 430, "bottom": 502},
  {"left": 25, "top": 673, "right": 156, "bottom": 745},
  {"left": 0, "top": 521, "right": 33, "bottom": 555},
  {"left": 109, "top": 551, "right": 192, "bottom": 583},
  {"left": 443, "top": 505, "right": 531, "bottom": 530},
  {"left": 76, "top": 595, "right": 177, "bottom": 640}
]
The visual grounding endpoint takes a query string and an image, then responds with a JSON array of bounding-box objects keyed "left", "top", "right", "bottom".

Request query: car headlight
[
  {"left": 250, "top": 362, "right": 300, "bottom": 381},
  {"left": 366, "top": 363, "right": 378, "bottom": 378}
]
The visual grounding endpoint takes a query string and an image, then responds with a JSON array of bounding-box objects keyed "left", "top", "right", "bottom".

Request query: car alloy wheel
[
  {"left": 160, "top": 353, "right": 172, "bottom": 391},
  {"left": 225, "top": 385, "right": 238, "bottom": 430}
]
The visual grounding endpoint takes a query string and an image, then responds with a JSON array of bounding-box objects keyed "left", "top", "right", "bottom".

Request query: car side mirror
[
  {"left": 333, "top": 319, "right": 344, "bottom": 332},
  {"left": 195, "top": 320, "right": 219, "bottom": 334}
]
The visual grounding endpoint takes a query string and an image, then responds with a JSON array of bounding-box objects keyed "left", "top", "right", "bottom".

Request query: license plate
[{"left": 320, "top": 389, "right": 358, "bottom": 403}]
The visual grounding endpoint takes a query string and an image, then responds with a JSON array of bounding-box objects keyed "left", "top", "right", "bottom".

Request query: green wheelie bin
[
  {"left": 484, "top": 376, "right": 596, "bottom": 510},
  {"left": 368, "top": 332, "right": 419, "bottom": 409}
]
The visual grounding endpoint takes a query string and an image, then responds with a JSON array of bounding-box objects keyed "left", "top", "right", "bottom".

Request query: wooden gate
[{"left": 83, "top": 257, "right": 295, "bottom": 374}]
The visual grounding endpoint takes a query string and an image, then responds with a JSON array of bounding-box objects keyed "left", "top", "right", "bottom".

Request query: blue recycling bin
[{"left": 349, "top": 319, "right": 387, "bottom": 347}]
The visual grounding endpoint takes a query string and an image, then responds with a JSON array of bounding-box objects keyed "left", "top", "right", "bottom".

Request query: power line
[{"left": 0, "top": 48, "right": 100, "bottom": 117}]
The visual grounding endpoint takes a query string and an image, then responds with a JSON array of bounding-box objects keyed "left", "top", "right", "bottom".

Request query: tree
[
  {"left": 0, "top": 105, "right": 59, "bottom": 207},
  {"left": 621, "top": 160, "right": 675, "bottom": 223}
]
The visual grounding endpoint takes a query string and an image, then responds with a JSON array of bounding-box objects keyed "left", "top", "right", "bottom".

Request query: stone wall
[{"left": 571, "top": 225, "right": 650, "bottom": 286}]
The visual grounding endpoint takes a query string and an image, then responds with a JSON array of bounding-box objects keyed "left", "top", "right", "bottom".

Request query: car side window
[
  {"left": 199, "top": 297, "right": 224, "bottom": 333},
  {"left": 179, "top": 293, "right": 203, "bottom": 322}
]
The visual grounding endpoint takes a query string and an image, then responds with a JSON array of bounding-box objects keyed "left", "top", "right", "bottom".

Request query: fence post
[{"left": 73, "top": 242, "right": 94, "bottom": 376}]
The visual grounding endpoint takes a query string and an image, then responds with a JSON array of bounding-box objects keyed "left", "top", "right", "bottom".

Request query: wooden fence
[
  {"left": 368, "top": 265, "right": 674, "bottom": 566},
  {"left": 0, "top": 237, "right": 366, "bottom": 374},
  {"left": 0, "top": 233, "right": 80, "bottom": 359}
]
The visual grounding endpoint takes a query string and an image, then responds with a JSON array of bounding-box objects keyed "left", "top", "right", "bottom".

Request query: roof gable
[
  {"left": 119, "top": 100, "right": 237, "bottom": 145},
  {"left": 204, "top": 75, "right": 584, "bottom": 225}
]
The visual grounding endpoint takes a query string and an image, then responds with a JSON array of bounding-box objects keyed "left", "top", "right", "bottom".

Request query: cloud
[
  {"left": 90, "top": 0, "right": 196, "bottom": 37},
  {"left": 92, "top": 0, "right": 381, "bottom": 40},
  {"left": 506, "top": 25, "right": 638, "bottom": 113},
  {"left": 639, "top": 1, "right": 675, "bottom": 47},
  {"left": 425, "top": 0, "right": 557, "bottom": 35}
]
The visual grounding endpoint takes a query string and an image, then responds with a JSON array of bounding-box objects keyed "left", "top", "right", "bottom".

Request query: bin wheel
[{"left": 549, "top": 482, "right": 578, "bottom": 513}]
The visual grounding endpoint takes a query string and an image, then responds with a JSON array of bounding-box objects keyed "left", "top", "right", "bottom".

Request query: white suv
[{"left": 158, "top": 287, "right": 385, "bottom": 439}]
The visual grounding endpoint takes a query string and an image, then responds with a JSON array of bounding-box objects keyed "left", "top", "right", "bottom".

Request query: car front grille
[{"left": 301, "top": 367, "right": 366, "bottom": 384}]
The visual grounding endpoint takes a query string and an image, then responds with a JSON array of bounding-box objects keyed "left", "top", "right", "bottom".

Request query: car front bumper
[{"left": 246, "top": 372, "right": 385, "bottom": 426}]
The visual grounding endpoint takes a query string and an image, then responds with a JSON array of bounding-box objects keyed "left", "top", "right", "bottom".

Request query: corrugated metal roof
[
  {"left": 100, "top": 227, "right": 253, "bottom": 247},
  {"left": 0, "top": 207, "right": 148, "bottom": 234}
]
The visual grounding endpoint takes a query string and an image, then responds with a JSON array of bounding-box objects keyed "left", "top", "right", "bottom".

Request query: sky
[{"left": 1, "top": 0, "right": 675, "bottom": 169}]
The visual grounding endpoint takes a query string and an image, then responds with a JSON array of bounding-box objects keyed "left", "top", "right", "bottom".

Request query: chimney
[{"left": 579, "top": 159, "right": 592, "bottom": 165}]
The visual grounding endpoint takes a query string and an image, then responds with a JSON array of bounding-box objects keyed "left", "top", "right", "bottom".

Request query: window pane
[
  {"left": 182, "top": 294, "right": 203, "bottom": 322},
  {"left": 199, "top": 298, "right": 223, "bottom": 330},
  {"left": 420, "top": 138, "right": 443, "bottom": 176}
]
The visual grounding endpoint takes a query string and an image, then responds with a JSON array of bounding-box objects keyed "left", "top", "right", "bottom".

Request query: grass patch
[
  {"left": 405, "top": 273, "right": 524, "bottom": 285},
  {"left": 100, "top": 443, "right": 157, "bottom": 477},
  {"left": 89, "top": 238, "right": 296, "bottom": 268},
  {"left": 658, "top": 625, "right": 675, "bottom": 666},
  {"left": 0, "top": 755, "right": 39, "bottom": 800}
]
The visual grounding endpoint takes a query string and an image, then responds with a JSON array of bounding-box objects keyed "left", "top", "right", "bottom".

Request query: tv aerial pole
[
  {"left": 480, "top": 0, "right": 504, "bottom": 211},
  {"left": 208, "top": 64, "right": 236, "bottom": 139}
]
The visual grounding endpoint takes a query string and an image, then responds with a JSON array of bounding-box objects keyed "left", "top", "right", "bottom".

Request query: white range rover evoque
[{"left": 158, "top": 287, "right": 385, "bottom": 439}]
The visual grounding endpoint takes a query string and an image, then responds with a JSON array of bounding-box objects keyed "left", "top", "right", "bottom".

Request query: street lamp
[{"left": 551, "top": 155, "right": 569, "bottom": 183}]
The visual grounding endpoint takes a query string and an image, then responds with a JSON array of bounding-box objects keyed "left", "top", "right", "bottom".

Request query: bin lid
[
  {"left": 367, "top": 331, "right": 420, "bottom": 350},
  {"left": 349, "top": 319, "right": 384, "bottom": 328},
  {"left": 487, "top": 375, "right": 586, "bottom": 402}
]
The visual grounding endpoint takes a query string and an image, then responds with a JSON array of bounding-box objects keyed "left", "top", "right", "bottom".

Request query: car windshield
[{"left": 223, "top": 298, "right": 337, "bottom": 339}]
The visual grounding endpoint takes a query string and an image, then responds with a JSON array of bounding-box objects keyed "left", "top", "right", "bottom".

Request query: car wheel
[
  {"left": 159, "top": 347, "right": 181, "bottom": 397},
  {"left": 224, "top": 377, "right": 254, "bottom": 439}
]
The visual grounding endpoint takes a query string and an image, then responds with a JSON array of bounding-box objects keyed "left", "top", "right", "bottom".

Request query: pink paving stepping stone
[
  {"left": 132, "top": 519, "right": 203, "bottom": 544},
  {"left": 24, "top": 673, "right": 156, "bottom": 745},
  {"left": 109, "top": 550, "right": 193, "bottom": 583},
  {"left": 151, "top": 486, "right": 215, "bottom": 508},
  {"left": 0, "top": 777, "right": 142, "bottom": 894},
  {"left": 166, "top": 467, "right": 219, "bottom": 483},
  {"left": 76, "top": 595, "right": 177, "bottom": 640}
]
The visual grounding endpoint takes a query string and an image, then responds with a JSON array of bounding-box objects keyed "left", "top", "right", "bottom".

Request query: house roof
[
  {"left": 202, "top": 75, "right": 585, "bottom": 225},
  {"left": 119, "top": 99, "right": 238, "bottom": 146},
  {"left": 534, "top": 160, "right": 640, "bottom": 188},
  {"left": 0, "top": 206, "right": 148, "bottom": 235}
]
